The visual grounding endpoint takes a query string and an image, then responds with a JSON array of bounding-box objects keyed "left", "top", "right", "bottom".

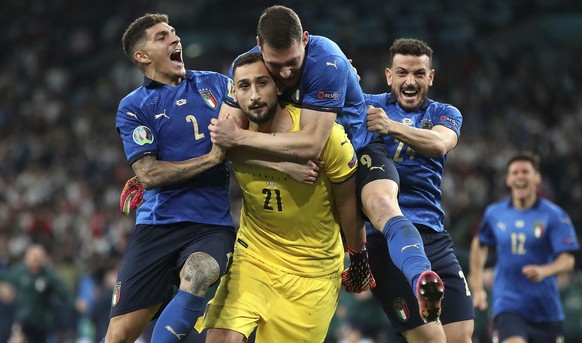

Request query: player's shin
[
  {"left": 150, "top": 290, "right": 205, "bottom": 342},
  {"left": 382, "top": 215, "right": 430, "bottom": 290}
]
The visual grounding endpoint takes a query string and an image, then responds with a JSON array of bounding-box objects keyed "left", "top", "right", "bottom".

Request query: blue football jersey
[
  {"left": 116, "top": 70, "right": 235, "bottom": 226},
  {"left": 232, "top": 36, "right": 375, "bottom": 151},
  {"left": 365, "top": 93, "right": 462, "bottom": 232},
  {"left": 478, "top": 198, "right": 580, "bottom": 322}
]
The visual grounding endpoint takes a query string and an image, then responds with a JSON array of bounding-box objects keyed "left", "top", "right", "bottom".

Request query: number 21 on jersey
[{"left": 262, "top": 188, "right": 282, "bottom": 212}]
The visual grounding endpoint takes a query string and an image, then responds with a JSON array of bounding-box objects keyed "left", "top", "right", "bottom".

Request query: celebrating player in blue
[
  {"left": 364, "top": 38, "right": 474, "bottom": 342},
  {"left": 208, "top": 5, "right": 443, "bottom": 321},
  {"left": 470, "top": 151, "right": 579, "bottom": 343},
  {"left": 105, "top": 13, "right": 237, "bottom": 342}
]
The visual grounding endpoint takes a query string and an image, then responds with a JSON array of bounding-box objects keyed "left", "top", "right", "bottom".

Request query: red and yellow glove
[
  {"left": 120, "top": 176, "right": 144, "bottom": 215},
  {"left": 341, "top": 242, "right": 376, "bottom": 293}
]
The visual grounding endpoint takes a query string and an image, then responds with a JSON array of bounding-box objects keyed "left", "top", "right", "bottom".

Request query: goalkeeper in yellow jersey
[{"left": 199, "top": 52, "right": 373, "bottom": 343}]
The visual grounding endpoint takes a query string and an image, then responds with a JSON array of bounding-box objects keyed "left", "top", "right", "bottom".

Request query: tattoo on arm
[
  {"left": 132, "top": 156, "right": 156, "bottom": 176},
  {"left": 131, "top": 155, "right": 191, "bottom": 187}
]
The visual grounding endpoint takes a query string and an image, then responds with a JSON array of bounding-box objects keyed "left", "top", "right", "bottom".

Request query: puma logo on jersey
[
  {"left": 341, "top": 139, "right": 349, "bottom": 145},
  {"left": 370, "top": 164, "right": 385, "bottom": 172},
  {"left": 165, "top": 326, "right": 186, "bottom": 340},
  {"left": 154, "top": 110, "right": 169, "bottom": 119},
  {"left": 126, "top": 112, "right": 138, "bottom": 118},
  {"left": 401, "top": 243, "right": 420, "bottom": 253},
  {"left": 326, "top": 60, "right": 338, "bottom": 68}
]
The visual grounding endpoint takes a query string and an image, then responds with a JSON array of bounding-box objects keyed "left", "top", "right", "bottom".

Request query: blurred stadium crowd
[{"left": 0, "top": 0, "right": 581, "bottom": 342}]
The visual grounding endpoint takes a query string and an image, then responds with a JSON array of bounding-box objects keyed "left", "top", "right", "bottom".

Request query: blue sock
[
  {"left": 382, "top": 215, "right": 431, "bottom": 291},
  {"left": 151, "top": 290, "right": 205, "bottom": 342}
]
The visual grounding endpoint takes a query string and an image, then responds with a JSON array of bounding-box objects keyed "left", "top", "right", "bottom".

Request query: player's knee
[
  {"left": 361, "top": 180, "right": 401, "bottom": 220},
  {"left": 104, "top": 305, "right": 160, "bottom": 343},
  {"left": 403, "top": 322, "right": 446, "bottom": 343},
  {"left": 181, "top": 251, "right": 220, "bottom": 296},
  {"left": 105, "top": 325, "right": 137, "bottom": 343},
  {"left": 362, "top": 192, "right": 401, "bottom": 227},
  {"left": 443, "top": 320, "right": 474, "bottom": 343}
]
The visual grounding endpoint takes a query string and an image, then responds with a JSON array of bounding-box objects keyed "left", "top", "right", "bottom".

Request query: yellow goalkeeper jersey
[{"left": 232, "top": 104, "right": 358, "bottom": 277}]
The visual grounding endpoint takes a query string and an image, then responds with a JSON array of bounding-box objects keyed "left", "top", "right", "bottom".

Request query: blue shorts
[
  {"left": 366, "top": 225, "right": 474, "bottom": 334},
  {"left": 493, "top": 312, "right": 564, "bottom": 343},
  {"left": 110, "top": 222, "right": 235, "bottom": 318},
  {"left": 355, "top": 139, "right": 400, "bottom": 196}
]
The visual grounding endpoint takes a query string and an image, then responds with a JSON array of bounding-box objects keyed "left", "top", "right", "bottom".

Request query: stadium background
[{"left": 0, "top": 0, "right": 581, "bottom": 342}]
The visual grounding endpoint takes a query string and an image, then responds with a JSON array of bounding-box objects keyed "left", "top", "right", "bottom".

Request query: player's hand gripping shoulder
[
  {"left": 341, "top": 242, "right": 376, "bottom": 293},
  {"left": 120, "top": 176, "right": 144, "bottom": 215}
]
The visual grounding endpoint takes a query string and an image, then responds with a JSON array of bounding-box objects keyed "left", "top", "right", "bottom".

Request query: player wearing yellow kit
[
  {"left": 233, "top": 104, "right": 355, "bottom": 276},
  {"left": 202, "top": 52, "right": 369, "bottom": 343}
]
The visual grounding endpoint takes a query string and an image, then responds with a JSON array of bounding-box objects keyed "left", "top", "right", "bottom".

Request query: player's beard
[
  {"left": 396, "top": 85, "right": 426, "bottom": 112},
  {"left": 245, "top": 101, "right": 277, "bottom": 124}
]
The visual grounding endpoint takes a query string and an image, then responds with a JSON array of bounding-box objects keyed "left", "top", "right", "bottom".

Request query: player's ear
[
  {"left": 134, "top": 51, "right": 150, "bottom": 64},
  {"left": 534, "top": 171, "right": 542, "bottom": 185},
  {"left": 428, "top": 69, "right": 435, "bottom": 86},
  {"left": 256, "top": 36, "right": 261, "bottom": 51},
  {"left": 385, "top": 68, "right": 393, "bottom": 86}
]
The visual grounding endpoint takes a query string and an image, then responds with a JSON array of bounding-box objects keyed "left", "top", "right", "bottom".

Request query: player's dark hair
[
  {"left": 506, "top": 151, "right": 541, "bottom": 172},
  {"left": 257, "top": 5, "right": 303, "bottom": 50},
  {"left": 122, "top": 13, "right": 169, "bottom": 62},
  {"left": 389, "top": 38, "right": 433, "bottom": 67},
  {"left": 232, "top": 52, "right": 264, "bottom": 78}
]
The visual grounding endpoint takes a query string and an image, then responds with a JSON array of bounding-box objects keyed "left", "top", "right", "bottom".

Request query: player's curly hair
[
  {"left": 122, "top": 13, "right": 169, "bottom": 62},
  {"left": 389, "top": 38, "right": 433, "bottom": 67},
  {"left": 257, "top": 5, "right": 303, "bottom": 50}
]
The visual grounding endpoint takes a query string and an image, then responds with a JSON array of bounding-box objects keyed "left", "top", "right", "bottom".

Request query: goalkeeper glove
[
  {"left": 120, "top": 176, "right": 144, "bottom": 215},
  {"left": 341, "top": 242, "right": 376, "bottom": 293}
]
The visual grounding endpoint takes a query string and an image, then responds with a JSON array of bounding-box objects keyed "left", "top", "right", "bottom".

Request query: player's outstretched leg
[{"left": 416, "top": 270, "right": 445, "bottom": 323}]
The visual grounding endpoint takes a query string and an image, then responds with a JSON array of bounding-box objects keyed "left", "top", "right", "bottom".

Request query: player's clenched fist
[{"left": 366, "top": 105, "right": 394, "bottom": 136}]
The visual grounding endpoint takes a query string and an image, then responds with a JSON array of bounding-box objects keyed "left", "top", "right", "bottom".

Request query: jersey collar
[
  {"left": 506, "top": 196, "right": 541, "bottom": 209},
  {"left": 143, "top": 70, "right": 194, "bottom": 89}
]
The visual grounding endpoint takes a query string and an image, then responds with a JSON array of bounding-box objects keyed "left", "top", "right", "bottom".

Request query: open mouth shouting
[
  {"left": 170, "top": 48, "right": 183, "bottom": 66},
  {"left": 401, "top": 86, "right": 419, "bottom": 101}
]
